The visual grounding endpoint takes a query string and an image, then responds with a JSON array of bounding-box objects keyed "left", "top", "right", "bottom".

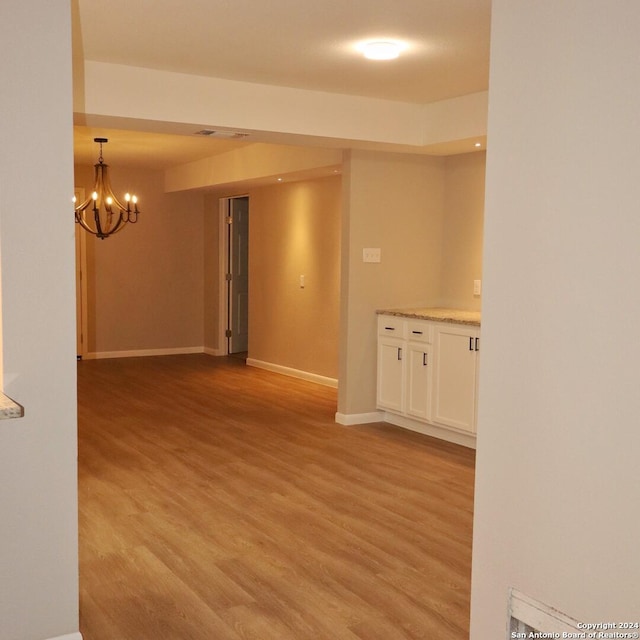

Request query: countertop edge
[
  {"left": 377, "top": 308, "right": 481, "bottom": 327},
  {"left": 0, "top": 392, "right": 25, "bottom": 419}
]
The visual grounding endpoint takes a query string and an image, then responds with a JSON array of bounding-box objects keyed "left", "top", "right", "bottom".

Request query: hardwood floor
[{"left": 78, "top": 355, "right": 475, "bottom": 640}]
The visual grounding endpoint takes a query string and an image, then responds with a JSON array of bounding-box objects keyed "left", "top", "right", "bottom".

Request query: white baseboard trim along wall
[
  {"left": 382, "top": 411, "right": 476, "bottom": 448},
  {"left": 81, "top": 350, "right": 338, "bottom": 391},
  {"left": 334, "top": 411, "right": 383, "bottom": 425},
  {"left": 246, "top": 358, "right": 338, "bottom": 388},
  {"left": 85, "top": 346, "right": 205, "bottom": 360},
  {"left": 203, "top": 346, "right": 225, "bottom": 356},
  {"left": 46, "top": 633, "right": 83, "bottom": 640},
  {"left": 335, "top": 412, "right": 476, "bottom": 448}
]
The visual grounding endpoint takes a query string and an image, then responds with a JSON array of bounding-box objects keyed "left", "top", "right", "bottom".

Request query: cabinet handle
[
  {"left": 397, "top": 347, "right": 402, "bottom": 361},
  {"left": 423, "top": 352, "right": 428, "bottom": 366},
  {"left": 475, "top": 337, "right": 480, "bottom": 352},
  {"left": 469, "top": 337, "right": 474, "bottom": 351},
  {"left": 412, "top": 330, "right": 423, "bottom": 335},
  {"left": 385, "top": 326, "right": 395, "bottom": 331}
]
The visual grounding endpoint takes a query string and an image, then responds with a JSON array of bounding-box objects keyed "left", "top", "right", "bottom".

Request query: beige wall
[
  {"left": 0, "top": 1, "right": 80, "bottom": 638},
  {"left": 75, "top": 165, "right": 206, "bottom": 355},
  {"left": 338, "top": 150, "right": 446, "bottom": 416},
  {"left": 337, "top": 149, "right": 485, "bottom": 418},
  {"left": 247, "top": 176, "right": 341, "bottom": 379},
  {"left": 440, "top": 151, "right": 485, "bottom": 311},
  {"left": 77, "top": 146, "right": 484, "bottom": 397}
]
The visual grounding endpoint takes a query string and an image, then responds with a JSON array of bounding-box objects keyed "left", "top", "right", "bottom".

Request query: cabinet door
[
  {"left": 407, "top": 342, "right": 431, "bottom": 421},
  {"left": 377, "top": 338, "right": 405, "bottom": 413},
  {"left": 432, "top": 326, "right": 478, "bottom": 433}
]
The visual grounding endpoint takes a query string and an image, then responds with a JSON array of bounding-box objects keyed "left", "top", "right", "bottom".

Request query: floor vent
[{"left": 509, "top": 589, "right": 581, "bottom": 637}]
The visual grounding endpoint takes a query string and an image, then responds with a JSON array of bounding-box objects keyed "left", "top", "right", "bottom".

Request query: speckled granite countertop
[
  {"left": 0, "top": 392, "right": 24, "bottom": 419},
  {"left": 377, "top": 307, "right": 481, "bottom": 326}
]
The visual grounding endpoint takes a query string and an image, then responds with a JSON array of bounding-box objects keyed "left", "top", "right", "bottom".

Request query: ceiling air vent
[{"left": 194, "top": 130, "right": 249, "bottom": 139}]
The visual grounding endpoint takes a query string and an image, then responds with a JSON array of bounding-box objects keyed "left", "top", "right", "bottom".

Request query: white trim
[
  {"left": 74, "top": 187, "right": 88, "bottom": 359},
  {"left": 335, "top": 411, "right": 383, "bottom": 425},
  {"left": 509, "top": 589, "right": 581, "bottom": 634},
  {"left": 86, "top": 346, "right": 204, "bottom": 360},
  {"left": 45, "top": 633, "right": 83, "bottom": 640},
  {"left": 218, "top": 195, "right": 250, "bottom": 356},
  {"left": 203, "top": 346, "right": 225, "bottom": 356},
  {"left": 217, "top": 197, "right": 230, "bottom": 356},
  {"left": 382, "top": 411, "right": 476, "bottom": 449},
  {"left": 246, "top": 358, "right": 338, "bottom": 388}
]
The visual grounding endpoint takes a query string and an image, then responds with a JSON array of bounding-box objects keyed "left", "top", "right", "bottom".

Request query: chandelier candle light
[{"left": 74, "top": 138, "right": 140, "bottom": 239}]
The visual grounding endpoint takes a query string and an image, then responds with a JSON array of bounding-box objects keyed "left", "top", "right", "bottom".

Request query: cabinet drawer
[
  {"left": 406, "top": 321, "right": 432, "bottom": 343},
  {"left": 378, "top": 315, "right": 406, "bottom": 338}
]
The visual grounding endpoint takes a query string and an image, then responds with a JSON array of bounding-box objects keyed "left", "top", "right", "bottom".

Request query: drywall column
[
  {"left": 471, "top": 1, "right": 640, "bottom": 636},
  {"left": 337, "top": 150, "right": 445, "bottom": 421},
  {"left": 0, "top": 2, "right": 80, "bottom": 640}
]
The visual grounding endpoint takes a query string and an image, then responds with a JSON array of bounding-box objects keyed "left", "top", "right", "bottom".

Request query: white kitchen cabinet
[
  {"left": 376, "top": 316, "right": 406, "bottom": 412},
  {"left": 377, "top": 337, "right": 405, "bottom": 412},
  {"left": 377, "top": 315, "right": 434, "bottom": 421},
  {"left": 406, "top": 341, "right": 432, "bottom": 421},
  {"left": 432, "top": 324, "right": 479, "bottom": 433},
  {"left": 376, "top": 311, "right": 480, "bottom": 446}
]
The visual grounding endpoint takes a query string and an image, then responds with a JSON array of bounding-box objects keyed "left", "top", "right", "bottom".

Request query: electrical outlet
[
  {"left": 474, "top": 279, "right": 482, "bottom": 296},
  {"left": 363, "top": 248, "right": 381, "bottom": 263}
]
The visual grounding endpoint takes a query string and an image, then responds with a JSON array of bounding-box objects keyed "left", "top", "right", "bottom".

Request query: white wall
[
  {"left": 471, "top": 1, "right": 640, "bottom": 636},
  {"left": 0, "top": 1, "right": 80, "bottom": 640},
  {"left": 80, "top": 61, "right": 487, "bottom": 152}
]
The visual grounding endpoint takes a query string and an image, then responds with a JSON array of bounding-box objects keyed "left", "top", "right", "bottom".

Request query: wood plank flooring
[{"left": 78, "top": 354, "right": 475, "bottom": 640}]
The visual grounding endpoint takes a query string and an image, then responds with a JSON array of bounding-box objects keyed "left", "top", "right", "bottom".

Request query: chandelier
[{"left": 74, "top": 138, "right": 140, "bottom": 239}]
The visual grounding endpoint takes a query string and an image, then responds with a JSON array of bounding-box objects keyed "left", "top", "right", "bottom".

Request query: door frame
[
  {"left": 217, "top": 195, "right": 249, "bottom": 356},
  {"left": 75, "top": 188, "right": 89, "bottom": 359}
]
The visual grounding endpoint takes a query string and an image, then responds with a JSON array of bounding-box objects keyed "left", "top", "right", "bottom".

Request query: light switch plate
[{"left": 363, "top": 248, "right": 381, "bottom": 263}]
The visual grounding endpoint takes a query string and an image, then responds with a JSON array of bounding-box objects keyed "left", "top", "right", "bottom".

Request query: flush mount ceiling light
[
  {"left": 359, "top": 40, "right": 405, "bottom": 60},
  {"left": 74, "top": 138, "right": 140, "bottom": 240}
]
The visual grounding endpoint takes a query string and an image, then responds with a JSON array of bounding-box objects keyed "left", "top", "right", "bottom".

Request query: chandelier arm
[
  {"left": 75, "top": 211, "right": 128, "bottom": 239},
  {"left": 108, "top": 217, "right": 129, "bottom": 235},
  {"left": 93, "top": 205, "right": 105, "bottom": 238},
  {"left": 75, "top": 214, "right": 98, "bottom": 235},
  {"left": 104, "top": 213, "right": 127, "bottom": 236},
  {"left": 75, "top": 195, "right": 94, "bottom": 211}
]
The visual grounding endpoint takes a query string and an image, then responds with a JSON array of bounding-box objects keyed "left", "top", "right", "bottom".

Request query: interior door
[{"left": 229, "top": 196, "right": 249, "bottom": 353}]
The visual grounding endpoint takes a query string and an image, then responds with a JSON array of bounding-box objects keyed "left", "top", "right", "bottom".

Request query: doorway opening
[{"left": 218, "top": 196, "right": 249, "bottom": 359}]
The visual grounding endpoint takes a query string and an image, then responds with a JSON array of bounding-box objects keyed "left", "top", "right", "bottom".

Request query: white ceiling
[
  {"left": 74, "top": 0, "right": 491, "bottom": 168},
  {"left": 73, "top": 127, "right": 252, "bottom": 170}
]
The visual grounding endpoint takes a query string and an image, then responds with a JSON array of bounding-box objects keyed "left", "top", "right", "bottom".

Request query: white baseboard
[
  {"left": 85, "top": 346, "right": 205, "bottom": 360},
  {"left": 335, "top": 411, "right": 384, "bottom": 425},
  {"left": 45, "top": 632, "right": 83, "bottom": 640},
  {"left": 246, "top": 358, "right": 338, "bottom": 388},
  {"left": 382, "top": 412, "right": 476, "bottom": 449},
  {"left": 335, "top": 411, "right": 475, "bottom": 448},
  {"left": 203, "top": 346, "right": 225, "bottom": 356}
]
